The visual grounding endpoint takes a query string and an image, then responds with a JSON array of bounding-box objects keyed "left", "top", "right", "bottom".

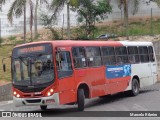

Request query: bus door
[
  {"left": 56, "top": 47, "right": 76, "bottom": 104},
  {"left": 149, "top": 46, "right": 157, "bottom": 84}
]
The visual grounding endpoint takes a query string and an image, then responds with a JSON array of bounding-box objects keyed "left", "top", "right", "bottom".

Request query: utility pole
[
  {"left": 150, "top": 8, "right": 153, "bottom": 36},
  {"left": 0, "top": 4, "right": 2, "bottom": 40},
  {"left": 24, "top": 3, "right": 26, "bottom": 43},
  {"left": 0, "top": 18, "right": 1, "bottom": 40},
  {"left": 62, "top": 14, "right": 64, "bottom": 39},
  {"left": 67, "top": 1, "right": 70, "bottom": 40},
  {"left": 124, "top": 0, "right": 129, "bottom": 40}
]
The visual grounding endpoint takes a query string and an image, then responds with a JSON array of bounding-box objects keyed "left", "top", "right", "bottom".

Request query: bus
[{"left": 4, "top": 40, "right": 157, "bottom": 111}]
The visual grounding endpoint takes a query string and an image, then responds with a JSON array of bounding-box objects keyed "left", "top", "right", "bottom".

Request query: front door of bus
[{"left": 56, "top": 48, "right": 76, "bottom": 104}]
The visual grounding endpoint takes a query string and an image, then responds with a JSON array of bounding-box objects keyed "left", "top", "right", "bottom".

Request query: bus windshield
[{"left": 12, "top": 44, "right": 54, "bottom": 86}]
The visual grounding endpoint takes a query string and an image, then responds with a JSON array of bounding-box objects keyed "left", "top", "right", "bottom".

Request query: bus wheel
[
  {"left": 40, "top": 105, "right": 47, "bottom": 110},
  {"left": 130, "top": 78, "right": 140, "bottom": 96},
  {"left": 77, "top": 89, "right": 85, "bottom": 111}
]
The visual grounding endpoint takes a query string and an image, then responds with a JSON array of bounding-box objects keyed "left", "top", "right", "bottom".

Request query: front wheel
[
  {"left": 77, "top": 89, "right": 85, "bottom": 111},
  {"left": 129, "top": 78, "right": 140, "bottom": 96},
  {"left": 40, "top": 105, "right": 47, "bottom": 110}
]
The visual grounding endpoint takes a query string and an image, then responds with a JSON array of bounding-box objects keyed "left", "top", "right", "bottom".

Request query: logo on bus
[{"left": 106, "top": 64, "right": 131, "bottom": 79}]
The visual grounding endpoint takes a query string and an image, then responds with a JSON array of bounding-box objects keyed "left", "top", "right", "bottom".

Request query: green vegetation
[
  {"left": 0, "top": 38, "right": 3, "bottom": 46},
  {"left": 76, "top": 0, "right": 112, "bottom": 39},
  {"left": 0, "top": 45, "right": 14, "bottom": 82},
  {"left": 71, "top": 18, "right": 160, "bottom": 39},
  {"left": 8, "top": 36, "right": 16, "bottom": 41}
]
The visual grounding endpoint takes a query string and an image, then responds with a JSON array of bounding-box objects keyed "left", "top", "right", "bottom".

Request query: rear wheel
[
  {"left": 77, "top": 89, "right": 85, "bottom": 111},
  {"left": 130, "top": 78, "right": 140, "bottom": 96},
  {"left": 40, "top": 105, "right": 47, "bottom": 110}
]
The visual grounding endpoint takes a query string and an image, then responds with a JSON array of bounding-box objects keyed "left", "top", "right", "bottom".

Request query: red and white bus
[{"left": 8, "top": 40, "right": 157, "bottom": 111}]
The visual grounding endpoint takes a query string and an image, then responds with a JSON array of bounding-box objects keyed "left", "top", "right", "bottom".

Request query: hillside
[{"left": 1, "top": 18, "right": 160, "bottom": 83}]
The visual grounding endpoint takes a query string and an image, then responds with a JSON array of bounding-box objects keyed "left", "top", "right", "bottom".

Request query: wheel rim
[{"left": 133, "top": 82, "right": 138, "bottom": 93}]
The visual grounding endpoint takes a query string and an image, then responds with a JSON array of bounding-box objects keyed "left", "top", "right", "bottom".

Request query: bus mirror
[{"left": 3, "top": 64, "right": 6, "bottom": 72}]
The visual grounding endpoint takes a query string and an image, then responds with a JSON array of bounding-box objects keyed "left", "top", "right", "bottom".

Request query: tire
[
  {"left": 40, "top": 105, "right": 47, "bottom": 110},
  {"left": 77, "top": 89, "right": 85, "bottom": 111},
  {"left": 130, "top": 78, "right": 140, "bottom": 96}
]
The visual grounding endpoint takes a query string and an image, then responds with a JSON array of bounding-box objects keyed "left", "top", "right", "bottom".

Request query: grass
[
  {"left": 0, "top": 45, "right": 14, "bottom": 82},
  {"left": 71, "top": 18, "right": 160, "bottom": 39},
  {"left": 8, "top": 36, "right": 16, "bottom": 41}
]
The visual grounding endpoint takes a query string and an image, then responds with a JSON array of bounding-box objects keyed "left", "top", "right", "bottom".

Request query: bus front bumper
[{"left": 13, "top": 93, "right": 59, "bottom": 107}]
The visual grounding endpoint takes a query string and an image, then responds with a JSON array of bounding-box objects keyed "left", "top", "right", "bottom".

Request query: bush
[
  {"left": 8, "top": 36, "right": 16, "bottom": 41},
  {"left": 0, "top": 37, "right": 3, "bottom": 46}
]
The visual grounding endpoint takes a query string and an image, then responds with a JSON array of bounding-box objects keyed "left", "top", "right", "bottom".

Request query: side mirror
[{"left": 3, "top": 64, "right": 6, "bottom": 72}]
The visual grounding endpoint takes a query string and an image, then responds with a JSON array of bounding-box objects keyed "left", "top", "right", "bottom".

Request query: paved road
[{"left": 0, "top": 83, "right": 160, "bottom": 120}]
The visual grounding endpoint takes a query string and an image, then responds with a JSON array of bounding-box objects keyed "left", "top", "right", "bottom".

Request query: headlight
[
  {"left": 47, "top": 92, "right": 51, "bottom": 96},
  {"left": 16, "top": 94, "right": 20, "bottom": 98}
]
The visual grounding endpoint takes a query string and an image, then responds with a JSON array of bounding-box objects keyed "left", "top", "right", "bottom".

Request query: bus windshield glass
[{"left": 12, "top": 43, "right": 54, "bottom": 86}]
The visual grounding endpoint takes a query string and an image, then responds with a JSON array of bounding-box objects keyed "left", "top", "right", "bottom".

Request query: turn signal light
[
  {"left": 50, "top": 89, "right": 54, "bottom": 93},
  {"left": 47, "top": 92, "right": 51, "bottom": 96},
  {"left": 16, "top": 94, "right": 20, "bottom": 98},
  {"left": 13, "top": 91, "right": 17, "bottom": 95}
]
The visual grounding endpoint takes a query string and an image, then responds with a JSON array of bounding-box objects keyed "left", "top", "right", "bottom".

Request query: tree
[
  {"left": 40, "top": 12, "right": 60, "bottom": 40},
  {"left": 49, "top": 0, "right": 79, "bottom": 40},
  {"left": 76, "top": 0, "right": 112, "bottom": 39},
  {"left": 6, "top": 0, "right": 48, "bottom": 43},
  {"left": 7, "top": 0, "right": 34, "bottom": 43},
  {"left": 117, "top": 0, "right": 139, "bottom": 40},
  {"left": 146, "top": 0, "right": 160, "bottom": 7},
  {"left": 34, "top": 0, "right": 48, "bottom": 39}
]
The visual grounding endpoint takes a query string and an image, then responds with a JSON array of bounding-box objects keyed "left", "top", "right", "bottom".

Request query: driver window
[{"left": 56, "top": 51, "right": 73, "bottom": 79}]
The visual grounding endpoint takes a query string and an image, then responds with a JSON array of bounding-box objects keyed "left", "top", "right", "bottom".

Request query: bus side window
[
  {"left": 115, "top": 47, "right": 128, "bottom": 65},
  {"left": 139, "top": 46, "right": 149, "bottom": 63},
  {"left": 102, "top": 47, "right": 116, "bottom": 65},
  {"left": 86, "top": 47, "right": 101, "bottom": 67},
  {"left": 148, "top": 46, "right": 155, "bottom": 62},
  {"left": 72, "top": 47, "right": 87, "bottom": 68},
  {"left": 56, "top": 51, "right": 73, "bottom": 79},
  {"left": 128, "top": 47, "right": 140, "bottom": 64}
]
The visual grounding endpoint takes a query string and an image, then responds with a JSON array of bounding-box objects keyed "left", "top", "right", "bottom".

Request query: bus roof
[{"left": 14, "top": 40, "right": 153, "bottom": 49}]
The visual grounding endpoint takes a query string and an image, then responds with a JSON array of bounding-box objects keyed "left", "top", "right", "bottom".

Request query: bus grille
[
  {"left": 26, "top": 99, "right": 41, "bottom": 103},
  {"left": 18, "top": 87, "right": 46, "bottom": 93}
]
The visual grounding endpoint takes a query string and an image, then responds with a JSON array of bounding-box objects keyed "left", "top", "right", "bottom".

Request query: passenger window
[
  {"left": 128, "top": 47, "right": 140, "bottom": 64},
  {"left": 148, "top": 46, "right": 155, "bottom": 62},
  {"left": 72, "top": 47, "right": 87, "bottom": 68},
  {"left": 86, "top": 47, "right": 101, "bottom": 67},
  {"left": 102, "top": 47, "right": 116, "bottom": 65},
  {"left": 115, "top": 47, "right": 128, "bottom": 64},
  {"left": 139, "top": 47, "right": 149, "bottom": 63},
  {"left": 56, "top": 51, "right": 73, "bottom": 78}
]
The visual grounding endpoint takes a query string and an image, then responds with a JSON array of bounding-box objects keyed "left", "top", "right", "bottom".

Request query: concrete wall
[
  {"left": 153, "top": 41, "right": 160, "bottom": 82},
  {"left": 0, "top": 83, "right": 12, "bottom": 102}
]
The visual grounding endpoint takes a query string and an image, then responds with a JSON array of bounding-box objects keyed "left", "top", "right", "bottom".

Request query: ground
[{"left": 0, "top": 83, "right": 159, "bottom": 119}]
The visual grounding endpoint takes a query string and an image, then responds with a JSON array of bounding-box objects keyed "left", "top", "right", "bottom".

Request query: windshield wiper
[{"left": 19, "top": 56, "right": 28, "bottom": 66}]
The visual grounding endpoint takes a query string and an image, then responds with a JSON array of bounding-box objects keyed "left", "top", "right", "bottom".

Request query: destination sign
[{"left": 18, "top": 46, "right": 45, "bottom": 55}]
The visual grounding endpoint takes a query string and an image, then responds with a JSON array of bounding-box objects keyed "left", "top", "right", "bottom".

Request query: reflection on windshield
[{"left": 13, "top": 54, "right": 54, "bottom": 86}]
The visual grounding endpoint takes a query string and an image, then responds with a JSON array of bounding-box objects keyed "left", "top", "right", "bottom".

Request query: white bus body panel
[{"left": 120, "top": 41, "right": 158, "bottom": 91}]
